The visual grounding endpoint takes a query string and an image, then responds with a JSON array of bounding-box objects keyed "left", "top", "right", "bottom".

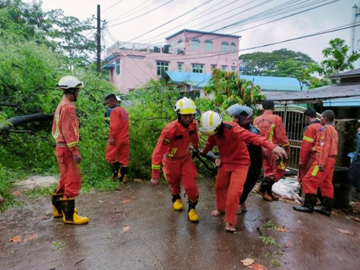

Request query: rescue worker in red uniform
[
  {"left": 226, "top": 104, "right": 263, "bottom": 214},
  {"left": 104, "top": 94, "right": 130, "bottom": 182},
  {"left": 293, "top": 110, "right": 339, "bottom": 216},
  {"left": 52, "top": 75, "right": 89, "bottom": 225},
  {"left": 149, "top": 97, "right": 200, "bottom": 223},
  {"left": 298, "top": 108, "right": 322, "bottom": 185},
  {"left": 199, "top": 111, "right": 287, "bottom": 232},
  {"left": 253, "top": 100, "right": 290, "bottom": 202}
]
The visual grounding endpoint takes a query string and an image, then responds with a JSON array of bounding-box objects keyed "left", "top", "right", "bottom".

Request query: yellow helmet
[
  {"left": 175, "top": 97, "right": 196, "bottom": 114},
  {"left": 199, "top": 111, "right": 222, "bottom": 136}
]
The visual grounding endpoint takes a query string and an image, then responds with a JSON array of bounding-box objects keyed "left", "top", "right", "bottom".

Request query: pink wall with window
[{"left": 104, "top": 30, "right": 241, "bottom": 94}]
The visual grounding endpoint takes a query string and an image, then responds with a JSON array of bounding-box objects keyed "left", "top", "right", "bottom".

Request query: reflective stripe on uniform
[
  {"left": 279, "top": 161, "right": 285, "bottom": 170},
  {"left": 67, "top": 141, "right": 78, "bottom": 148},
  {"left": 268, "top": 124, "right": 276, "bottom": 143},
  {"left": 53, "top": 116, "right": 60, "bottom": 139},
  {"left": 311, "top": 165, "right": 319, "bottom": 176},
  {"left": 168, "top": 147, "right": 177, "bottom": 157},
  {"left": 152, "top": 164, "right": 161, "bottom": 170},
  {"left": 303, "top": 136, "right": 314, "bottom": 143}
]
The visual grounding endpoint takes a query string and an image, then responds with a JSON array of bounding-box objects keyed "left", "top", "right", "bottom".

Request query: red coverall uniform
[
  {"left": 254, "top": 111, "right": 289, "bottom": 181},
  {"left": 302, "top": 124, "right": 338, "bottom": 198},
  {"left": 298, "top": 120, "right": 322, "bottom": 183},
  {"left": 105, "top": 106, "right": 130, "bottom": 166},
  {"left": 202, "top": 122, "right": 275, "bottom": 226},
  {"left": 151, "top": 120, "right": 199, "bottom": 202},
  {"left": 52, "top": 97, "right": 81, "bottom": 198}
]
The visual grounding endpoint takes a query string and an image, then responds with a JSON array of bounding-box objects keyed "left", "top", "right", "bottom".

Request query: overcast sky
[{"left": 24, "top": 0, "right": 354, "bottom": 62}]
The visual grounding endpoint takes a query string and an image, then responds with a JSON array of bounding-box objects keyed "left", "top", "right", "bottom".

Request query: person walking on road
[
  {"left": 104, "top": 94, "right": 130, "bottom": 183},
  {"left": 226, "top": 104, "right": 263, "bottom": 214},
  {"left": 199, "top": 111, "right": 288, "bottom": 232},
  {"left": 52, "top": 75, "right": 89, "bottom": 225},
  {"left": 253, "top": 100, "right": 290, "bottom": 202},
  {"left": 149, "top": 97, "right": 200, "bottom": 223},
  {"left": 293, "top": 110, "right": 339, "bottom": 216}
]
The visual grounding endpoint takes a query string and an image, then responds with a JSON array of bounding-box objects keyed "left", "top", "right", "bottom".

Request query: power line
[
  {"left": 107, "top": 0, "right": 173, "bottom": 27},
  {"left": 141, "top": 0, "right": 254, "bottom": 44},
  {"left": 143, "top": 22, "right": 359, "bottom": 62},
  {"left": 102, "top": 0, "right": 125, "bottom": 13},
  {"left": 107, "top": 0, "right": 154, "bottom": 22},
  {"left": 128, "top": 0, "right": 215, "bottom": 42}
]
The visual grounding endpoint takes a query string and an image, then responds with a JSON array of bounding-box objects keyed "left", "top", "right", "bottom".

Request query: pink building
[{"left": 102, "top": 29, "right": 241, "bottom": 94}]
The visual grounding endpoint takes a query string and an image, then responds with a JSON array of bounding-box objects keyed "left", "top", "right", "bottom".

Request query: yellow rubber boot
[
  {"left": 188, "top": 209, "right": 199, "bottom": 222},
  {"left": 61, "top": 198, "right": 89, "bottom": 225},
  {"left": 52, "top": 193, "right": 63, "bottom": 218},
  {"left": 173, "top": 199, "right": 183, "bottom": 211}
]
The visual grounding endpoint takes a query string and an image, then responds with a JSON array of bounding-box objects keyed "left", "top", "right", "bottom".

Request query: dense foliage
[{"left": 197, "top": 69, "right": 264, "bottom": 115}]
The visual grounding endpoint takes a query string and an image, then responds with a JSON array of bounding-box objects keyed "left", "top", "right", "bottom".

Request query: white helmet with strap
[
  {"left": 57, "top": 75, "right": 84, "bottom": 90},
  {"left": 199, "top": 111, "right": 222, "bottom": 136},
  {"left": 175, "top": 97, "right": 196, "bottom": 114}
]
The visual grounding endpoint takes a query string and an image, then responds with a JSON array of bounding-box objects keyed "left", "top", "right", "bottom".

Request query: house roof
[
  {"left": 163, "top": 71, "right": 306, "bottom": 91},
  {"left": 264, "top": 83, "right": 360, "bottom": 104},
  {"left": 165, "top": 29, "right": 241, "bottom": 40},
  {"left": 330, "top": 68, "right": 360, "bottom": 79}
]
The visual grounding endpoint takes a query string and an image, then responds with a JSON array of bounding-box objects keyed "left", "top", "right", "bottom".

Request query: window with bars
[
  {"left": 221, "top": 65, "right": 227, "bottom": 71},
  {"left": 116, "top": 59, "right": 120, "bottom": 75},
  {"left": 178, "top": 63, "right": 183, "bottom": 72},
  {"left": 231, "top": 66, "right": 236, "bottom": 71},
  {"left": 156, "top": 62, "right": 169, "bottom": 76},
  {"left": 192, "top": 64, "right": 203, "bottom": 73}
]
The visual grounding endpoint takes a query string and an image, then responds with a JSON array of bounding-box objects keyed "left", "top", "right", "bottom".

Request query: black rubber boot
[
  {"left": 60, "top": 198, "right": 89, "bottom": 225},
  {"left": 188, "top": 199, "right": 199, "bottom": 222},
  {"left": 293, "top": 194, "right": 317, "bottom": 213},
  {"left": 257, "top": 177, "right": 273, "bottom": 202},
  {"left": 266, "top": 177, "right": 280, "bottom": 201},
  {"left": 314, "top": 197, "right": 334, "bottom": 216},
  {"left": 119, "top": 166, "right": 128, "bottom": 183},
  {"left": 111, "top": 162, "right": 120, "bottom": 179},
  {"left": 52, "top": 192, "right": 64, "bottom": 218}
]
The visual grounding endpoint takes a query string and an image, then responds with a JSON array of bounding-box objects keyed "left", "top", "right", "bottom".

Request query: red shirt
[
  {"left": 109, "top": 106, "right": 129, "bottom": 140},
  {"left": 52, "top": 96, "right": 79, "bottom": 155},
  {"left": 254, "top": 110, "right": 289, "bottom": 147},
  {"left": 316, "top": 124, "right": 338, "bottom": 166},
  {"left": 202, "top": 121, "right": 275, "bottom": 172},
  {"left": 151, "top": 120, "right": 199, "bottom": 178},
  {"left": 299, "top": 121, "right": 322, "bottom": 164}
]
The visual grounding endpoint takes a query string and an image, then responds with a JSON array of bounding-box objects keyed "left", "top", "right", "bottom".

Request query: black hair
[
  {"left": 104, "top": 93, "right": 117, "bottom": 102},
  {"left": 322, "top": 110, "right": 336, "bottom": 122},
  {"left": 304, "top": 108, "right": 317, "bottom": 118},
  {"left": 262, "top": 100, "right": 275, "bottom": 110}
]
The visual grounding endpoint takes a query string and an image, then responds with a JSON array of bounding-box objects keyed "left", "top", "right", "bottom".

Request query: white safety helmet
[
  {"left": 175, "top": 97, "right": 196, "bottom": 115},
  {"left": 199, "top": 111, "right": 222, "bottom": 136},
  {"left": 116, "top": 95, "right": 121, "bottom": 102},
  {"left": 57, "top": 75, "right": 84, "bottom": 90}
]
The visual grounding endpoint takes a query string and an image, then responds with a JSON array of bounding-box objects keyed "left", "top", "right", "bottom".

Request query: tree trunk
[{"left": 0, "top": 113, "right": 53, "bottom": 131}]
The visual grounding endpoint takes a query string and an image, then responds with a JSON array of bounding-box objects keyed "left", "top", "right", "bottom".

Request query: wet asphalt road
[{"left": 1, "top": 179, "right": 360, "bottom": 270}]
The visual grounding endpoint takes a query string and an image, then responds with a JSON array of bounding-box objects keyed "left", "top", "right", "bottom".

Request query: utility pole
[{"left": 96, "top": 4, "right": 101, "bottom": 73}]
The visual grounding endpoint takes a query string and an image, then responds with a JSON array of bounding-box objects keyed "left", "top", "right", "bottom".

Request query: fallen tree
[{"left": 0, "top": 113, "right": 53, "bottom": 131}]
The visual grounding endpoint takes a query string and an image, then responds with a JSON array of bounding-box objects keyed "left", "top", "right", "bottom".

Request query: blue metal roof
[
  {"left": 322, "top": 98, "right": 360, "bottom": 107},
  {"left": 164, "top": 71, "right": 306, "bottom": 91},
  {"left": 101, "top": 63, "right": 115, "bottom": 69}
]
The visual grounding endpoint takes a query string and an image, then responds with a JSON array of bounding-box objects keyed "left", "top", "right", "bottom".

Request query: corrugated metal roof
[
  {"left": 330, "top": 68, "right": 360, "bottom": 78},
  {"left": 164, "top": 71, "right": 305, "bottom": 91},
  {"left": 322, "top": 97, "right": 360, "bottom": 107},
  {"left": 264, "top": 83, "right": 360, "bottom": 104}
]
